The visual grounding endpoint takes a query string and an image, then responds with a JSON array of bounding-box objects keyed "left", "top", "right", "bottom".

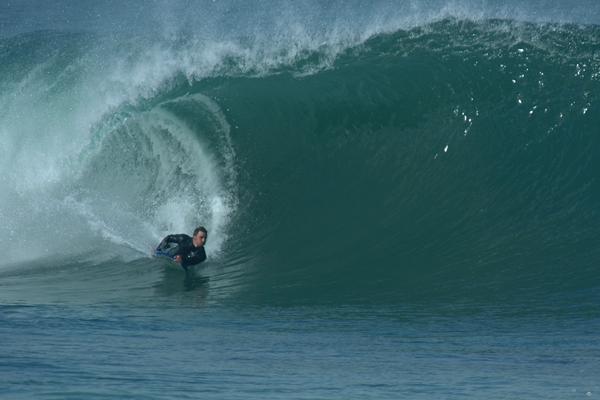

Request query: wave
[
  {"left": 1, "top": 15, "right": 599, "bottom": 305},
  {"left": 219, "top": 20, "right": 600, "bottom": 304}
]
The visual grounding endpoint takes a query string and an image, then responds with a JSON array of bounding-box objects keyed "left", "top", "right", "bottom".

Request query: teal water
[
  {"left": 1, "top": 1, "right": 600, "bottom": 398},
  {"left": 2, "top": 303, "right": 598, "bottom": 399}
]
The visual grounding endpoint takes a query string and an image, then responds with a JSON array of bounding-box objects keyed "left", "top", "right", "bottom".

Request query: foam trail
[{"left": 0, "top": 32, "right": 238, "bottom": 266}]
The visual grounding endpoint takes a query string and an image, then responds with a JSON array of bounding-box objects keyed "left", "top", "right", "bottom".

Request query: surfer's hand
[{"left": 174, "top": 255, "right": 182, "bottom": 263}]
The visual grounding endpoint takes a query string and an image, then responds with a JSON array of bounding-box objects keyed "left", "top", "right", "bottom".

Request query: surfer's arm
[
  {"left": 156, "top": 234, "right": 189, "bottom": 251},
  {"left": 180, "top": 250, "right": 206, "bottom": 268},
  {"left": 156, "top": 235, "right": 175, "bottom": 250}
]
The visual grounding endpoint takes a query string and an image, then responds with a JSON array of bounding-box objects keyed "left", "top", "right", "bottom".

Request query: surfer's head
[{"left": 193, "top": 226, "right": 208, "bottom": 247}]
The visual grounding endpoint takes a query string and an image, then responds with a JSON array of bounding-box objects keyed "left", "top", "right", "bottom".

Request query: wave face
[
  {"left": 1, "top": 2, "right": 600, "bottom": 306},
  {"left": 221, "top": 20, "right": 600, "bottom": 305}
]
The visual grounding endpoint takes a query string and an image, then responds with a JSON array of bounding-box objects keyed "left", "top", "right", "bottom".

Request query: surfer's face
[{"left": 193, "top": 231, "right": 207, "bottom": 247}]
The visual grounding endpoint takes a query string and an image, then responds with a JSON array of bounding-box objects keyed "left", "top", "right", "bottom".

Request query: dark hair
[{"left": 193, "top": 226, "right": 208, "bottom": 240}]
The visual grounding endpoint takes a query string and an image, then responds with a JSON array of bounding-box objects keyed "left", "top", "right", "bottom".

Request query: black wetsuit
[{"left": 156, "top": 234, "right": 206, "bottom": 268}]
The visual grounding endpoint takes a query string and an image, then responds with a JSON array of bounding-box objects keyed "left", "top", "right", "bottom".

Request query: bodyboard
[{"left": 153, "top": 249, "right": 186, "bottom": 270}]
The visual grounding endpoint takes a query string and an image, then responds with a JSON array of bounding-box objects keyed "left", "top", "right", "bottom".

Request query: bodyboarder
[{"left": 155, "top": 226, "right": 207, "bottom": 269}]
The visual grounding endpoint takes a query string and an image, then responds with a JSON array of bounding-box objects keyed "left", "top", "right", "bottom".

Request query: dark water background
[{"left": 1, "top": 1, "right": 599, "bottom": 398}]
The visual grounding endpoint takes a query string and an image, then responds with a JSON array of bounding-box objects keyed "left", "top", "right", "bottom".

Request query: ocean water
[{"left": 1, "top": 1, "right": 600, "bottom": 398}]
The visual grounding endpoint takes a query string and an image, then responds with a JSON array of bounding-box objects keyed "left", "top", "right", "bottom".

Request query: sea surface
[{"left": 1, "top": 1, "right": 599, "bottom": 398}]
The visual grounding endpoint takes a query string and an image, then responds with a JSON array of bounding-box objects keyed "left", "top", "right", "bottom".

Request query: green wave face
[
  {"left": 1, "top": 16, "right": 599, "bottom": 305},
  {"left": 213, "top": 20, "right": 600, "bottom": 304}
]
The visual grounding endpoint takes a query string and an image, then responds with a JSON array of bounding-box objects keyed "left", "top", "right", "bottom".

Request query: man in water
[{"left": 155, "top": 226, "right": 208, "bottom": 269}]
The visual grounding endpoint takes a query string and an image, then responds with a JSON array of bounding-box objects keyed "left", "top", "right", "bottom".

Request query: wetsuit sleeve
[
  {"left": 180, "top": 248, "right": 207, "bottom": 268},
  {"left": 156, "top": 234, "right": 188, "bottom": 251},
  {"left": 156, "top": 235, "right": 174, "bottom": 251}
]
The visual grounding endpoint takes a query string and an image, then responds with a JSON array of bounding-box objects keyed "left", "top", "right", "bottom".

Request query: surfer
[{"left": 155, "top": 227, "right": 208, "bottom": 268}]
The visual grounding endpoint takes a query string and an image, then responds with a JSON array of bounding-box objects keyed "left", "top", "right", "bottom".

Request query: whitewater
[{"left": 1, "top": 1, "right": 599, "bottom": 398}]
